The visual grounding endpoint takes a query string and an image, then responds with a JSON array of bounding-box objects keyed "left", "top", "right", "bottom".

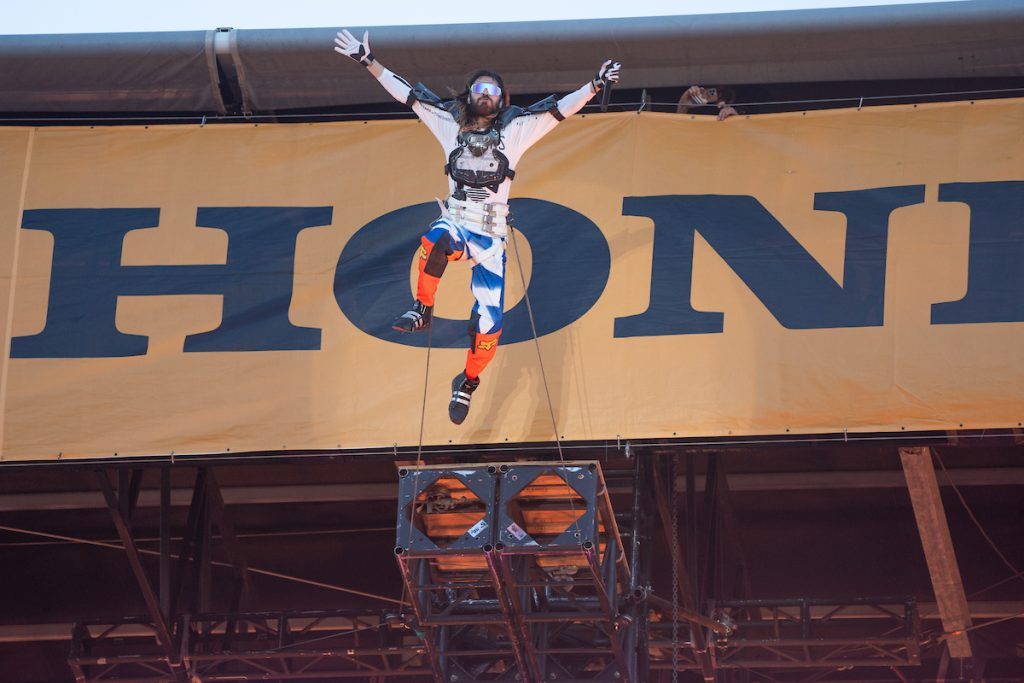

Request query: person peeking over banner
[
  {"left": 676, "top": 85, "right": 739, "bottom": 120},
  {"left": 334, "top": 29, "right": 620, "bottom": 425}
]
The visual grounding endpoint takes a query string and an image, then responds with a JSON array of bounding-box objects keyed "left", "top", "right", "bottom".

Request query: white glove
[
  {"left": 593, "top": 60, "right": 621, "bottom": 91},
  {"left": 334, "top": 29, "right": 374, "bottom": 67}
]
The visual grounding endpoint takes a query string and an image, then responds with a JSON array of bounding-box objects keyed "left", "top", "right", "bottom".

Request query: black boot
[
  {"left": 392, "top": 300, "right": 432, "bottom": 332},
  {"left": 448, "top": 372, "right": 480, "bottom": 425}
]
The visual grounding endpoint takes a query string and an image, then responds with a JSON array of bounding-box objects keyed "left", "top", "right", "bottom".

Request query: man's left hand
[{"left": 334, "top": 29, "right": 374, "bottom": 67}]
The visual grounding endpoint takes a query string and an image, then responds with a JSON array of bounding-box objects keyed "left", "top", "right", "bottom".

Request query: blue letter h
[{"left": 11, "top": 207, "right": 330, "bottom": 358}]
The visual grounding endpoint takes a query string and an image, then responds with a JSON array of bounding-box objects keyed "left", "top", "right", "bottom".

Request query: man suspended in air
[{"left": 334, "top": 29, "right": 620, "bottom": 424}]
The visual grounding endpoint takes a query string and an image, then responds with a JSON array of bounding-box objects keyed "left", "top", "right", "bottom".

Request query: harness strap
[
  {"left": 435, "top": 198, "right": 510, "bottom": 244},
  {"left": 469, "top": 241, "right": 504, "bottom": 267}
]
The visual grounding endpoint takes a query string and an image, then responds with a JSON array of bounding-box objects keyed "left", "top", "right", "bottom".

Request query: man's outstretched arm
[
  {"left": 504, "top": 60, "right": 621, "bottom": 152},
  {"left": 334, "top": 29, "right": 416, "bottom": 105},
  {"left": 555, "top": 60, "right": 622, "bottom": 118},
  {"left": 334, "top": 28, "right": 457, "bottom": 146}
]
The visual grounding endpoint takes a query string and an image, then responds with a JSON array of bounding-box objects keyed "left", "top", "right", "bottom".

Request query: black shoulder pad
[
  {"left": 407, "top": 82, "right": 446, "bottom": 109},
  {"left": 443, "top": 100, "right": 461, "bottom": 118},
  {"left": 495, "top": 105, "right": 527, "bottom": 129},
  {"left": 527, "top": 94, "right": 564, "bottom": 121}
]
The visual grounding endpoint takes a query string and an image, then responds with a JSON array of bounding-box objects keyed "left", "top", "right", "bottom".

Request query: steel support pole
[
  {"left": 484, "top": 548, "right": 532, "bottom": 680},
  {"left": 699, "top": 455, "right": 721, "bottom": 612},
  {"left": 96, "top": 470, "right": 178, "bottom": 666},
  {"left": 206, "top": 472, "right": 250, "bottom": 612},
  {"left": 652, "top": 455, "right": 715, "bottom": 681},
  {"left": 394, "top": 555, "right": 444, "bottom": 683},
  {"left": 715, "top": 462, "right": 758, "bottom": 620},
  {"left": 170, "top": 468, "right": 208, "bottom": 620},
  {"left": 159, "top": 467, "right": 171, "bottom": 618}
]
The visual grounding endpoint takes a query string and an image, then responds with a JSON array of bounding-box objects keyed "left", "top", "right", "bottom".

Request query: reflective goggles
[{"left": 470, "top": 82, "right": 502, "bottom": 97}]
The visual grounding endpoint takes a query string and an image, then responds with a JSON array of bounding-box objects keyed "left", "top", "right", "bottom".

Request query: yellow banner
[{"left": 1, "top": 99, "right": 1022, "bottom": 461}]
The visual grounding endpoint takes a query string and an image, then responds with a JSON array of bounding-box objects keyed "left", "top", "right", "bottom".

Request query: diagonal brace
[{"left": 96, "top": 469, "right": 179, "bottom": 666}]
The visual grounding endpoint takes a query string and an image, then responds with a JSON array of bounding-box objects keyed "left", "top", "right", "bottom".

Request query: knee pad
[{"left": 423, "top": 232, "right": 452, "bottom": 277}]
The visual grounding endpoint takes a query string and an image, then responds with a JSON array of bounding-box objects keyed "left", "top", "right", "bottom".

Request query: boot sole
[{"left": 391, "top": 323, "right": 431, "bottom": 333}]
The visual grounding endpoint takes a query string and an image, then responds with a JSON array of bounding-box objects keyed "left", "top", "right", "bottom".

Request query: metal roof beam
[
  {"left": 4, "top": 468, "right": 1023, "bottom": 511},
  {"left": 1, "top": 1, "right": 1022, "bottom": 114}
]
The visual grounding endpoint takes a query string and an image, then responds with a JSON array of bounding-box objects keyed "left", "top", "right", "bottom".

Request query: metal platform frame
[
  {"left": 394, "top": 461, "right": 637, "bottom": 682},
  {"left": 69, "top": 611, "right": 433, "bottom": 683},
  {"left": 649, "top": 597, "right": 920, "bottom": 674}
]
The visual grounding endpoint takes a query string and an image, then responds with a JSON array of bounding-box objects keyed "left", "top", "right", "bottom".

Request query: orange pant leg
[{"left": 465, "top": 330, "right": 501, "bottom": 380}]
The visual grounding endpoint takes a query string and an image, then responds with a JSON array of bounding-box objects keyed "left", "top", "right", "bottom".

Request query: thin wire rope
[
  {"left": 968, "top": 568, "right": 1024, "bottom": 599},
  {"left": 508, "top": 225, "right": 585, "bottom": 548},
  {"left": 732, "top": 666, "right": 785, "bottom": 683},
  {"left": 933, "top": 449, "right": 1024, "bottom": 581},
  {"left": 915, "top": 610, "right": 1024, "bottom": 648},
  {"left": 957, "top": 609, "right": 1024, "bottom": 635},
  {"left": 0, "top": 111, "right": 416, "bottom": 124},
  {"left": 416, "top": 324, "right": 434, "bottom": 467},
  {"left": 1, "top": 86, "right": 1020, "bottom": 125},
  {"left": 0, "top": 523, "right": 404, "bottom": 606},
  {"left": 0, "top": 526, "right": 395, "bottom": 548},
  {"left": 508, "top": 226, "right": 564, "bottom": 462},
  {"left": 399, "top": 322, "right": 434, "bottom": 610},
  {"left": 3, "top": 430, "right": 1018, "bottom": 467},
  {"left": 661, "top": 86, "right": 1024, "bottom": 110},
  {"left": 670, "top": 455, "right": 681, "bottom": 683}
]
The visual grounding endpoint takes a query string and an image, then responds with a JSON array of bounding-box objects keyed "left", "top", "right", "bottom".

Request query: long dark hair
[{"left": 455, "top": 69, "right": 510, "bottom": 129}]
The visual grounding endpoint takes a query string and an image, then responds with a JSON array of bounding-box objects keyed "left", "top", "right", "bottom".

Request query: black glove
[{"left": 593, "top": 60, "right": 621, "bottom": 91}]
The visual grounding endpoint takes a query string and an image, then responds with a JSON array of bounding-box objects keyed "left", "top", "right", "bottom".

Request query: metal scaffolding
[{"left": 61, "top": 456, "right": 946, "bottom": 683}]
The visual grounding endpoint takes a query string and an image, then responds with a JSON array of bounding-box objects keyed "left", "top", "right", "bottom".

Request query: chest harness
[{"left": 407, "top": 84, "right": 564, "bottom": 238}]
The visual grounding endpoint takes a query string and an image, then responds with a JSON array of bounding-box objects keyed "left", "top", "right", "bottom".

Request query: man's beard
[{"left": 469, "top": 98, "right": 498, "bottom": 118}]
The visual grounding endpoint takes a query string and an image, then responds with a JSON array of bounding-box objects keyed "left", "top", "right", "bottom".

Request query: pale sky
[{"left": 2, "top": 0, "right": 963, "bottom": 34}]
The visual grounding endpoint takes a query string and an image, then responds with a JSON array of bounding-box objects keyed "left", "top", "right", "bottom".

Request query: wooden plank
[{"left": 899, "top": 447, "right": 973, "bottom": 659}]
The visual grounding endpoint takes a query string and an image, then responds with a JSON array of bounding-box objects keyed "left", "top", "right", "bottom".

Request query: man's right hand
[
  {"left": 334, "top": 29, "right": 374, "bottom": 67},
  {"left": 683, "top": 85, "right": 710, "bottom": 106},
  {"left": 593, "top": 60, "right": 622, "bottom": 91}
]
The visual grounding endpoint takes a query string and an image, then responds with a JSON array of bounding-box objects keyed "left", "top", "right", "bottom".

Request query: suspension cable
[
  {"left": 0, "top": 523, "right": 404, "bottom": 605},
  {"left": 508, "top": 226, "right": 563, "bottom": 462},
  {"left": 508, "top": 226, "right": 585, "bottom": 547},
  {"left": 670, "top": 455, "right": 681, "bottom": 683},
  {"left": 415, "top": 324, "right": 433, "bottom": 467},
  {"left": 399, "top": 322, "right": 433, "bottom": 610},
  {"left": 1, "top": 86, "right": 1020, "bottom": 126},
  {"left": 933, "top": 449, "right": 1023, "bottom": 581},
  {"left": 6, "top": 430, "right": 1015, "bottom": 468}
]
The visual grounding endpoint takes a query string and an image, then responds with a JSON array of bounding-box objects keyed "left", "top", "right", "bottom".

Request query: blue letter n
[{"left": 614, "top": 187, "right": 924, "bottom": 337}]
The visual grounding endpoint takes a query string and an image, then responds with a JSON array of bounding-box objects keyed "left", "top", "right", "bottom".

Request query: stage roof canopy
[{"left": 1, "top": 0, "right": 1022, "bottom": 114}]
